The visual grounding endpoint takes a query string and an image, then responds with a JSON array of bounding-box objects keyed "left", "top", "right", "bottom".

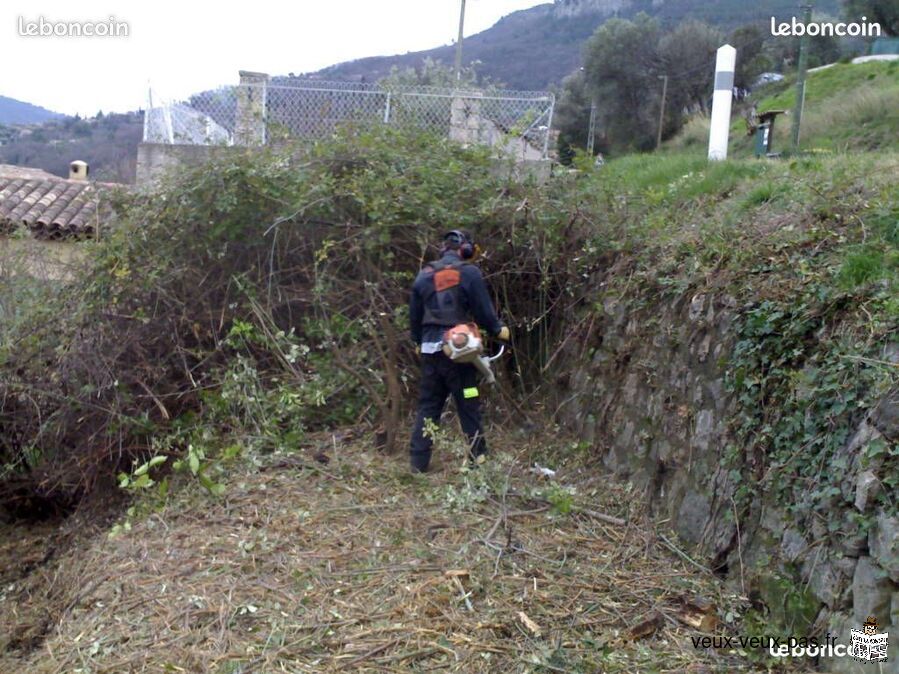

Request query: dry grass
[
  {"left": 792, "top": 86, "right": 899, "bottom": 152},
  {"left": 665, "top": 116, "right": 711, "bottom": 152},
  {"left": 1, "top": 426, "right": 781, "bottom": 673}
]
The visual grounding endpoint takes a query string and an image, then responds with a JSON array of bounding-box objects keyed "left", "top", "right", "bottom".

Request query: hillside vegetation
[
  {"left": 2, "top": 122, "right": 897, "bottom": 516},
  {"left": 314, "top": 0, "right": 841, "bottom": 89},
  {"left": 756, "top": 59, "right": 899, "bottom": 152},
  {"left": 0, "top": 111, "right": 142, "bottom": 182},
  {"left": 670, "top": 60, "right": 899, "bottom": 155}
]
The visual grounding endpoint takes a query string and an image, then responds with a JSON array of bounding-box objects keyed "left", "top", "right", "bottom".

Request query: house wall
[
  {"left": 135, "top": 143, "right": 238, "bottom": 185},
  {"left": 137, "top": 142, "right": 554, "bottom": 186},
  {"left": 0, "top": 237, "right": 86, "bottom": 283}
]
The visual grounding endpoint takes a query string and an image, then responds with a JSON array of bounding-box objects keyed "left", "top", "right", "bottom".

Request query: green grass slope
[
  {"left": 671, "top": 60, "right": 899, "bottom": 155},
  {"left": 756, "top": 59, "right": 899, "bottom": 153}
]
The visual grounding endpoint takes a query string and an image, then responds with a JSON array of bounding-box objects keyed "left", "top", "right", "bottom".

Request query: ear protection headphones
[{"left": 444, "top": 229, "right": 477, "bottom": 260}]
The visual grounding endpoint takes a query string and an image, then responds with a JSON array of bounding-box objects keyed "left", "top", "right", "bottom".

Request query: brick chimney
[{"left": 69, "top": 160, "right": 88, "bottom": 181}]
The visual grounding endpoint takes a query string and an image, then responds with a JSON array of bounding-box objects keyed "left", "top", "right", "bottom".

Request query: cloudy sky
[{"left": 3, "top": 0, "right": 547, "bottom": 116}]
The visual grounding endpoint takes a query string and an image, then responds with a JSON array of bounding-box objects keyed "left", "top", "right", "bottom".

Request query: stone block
[
  {"left": 675, "top": 490, "right": 710, "bottom": 545},
  {"left": 760, "top": 503, "right": 786, "bottom": 538},
  {"left": 838, "top": 421, "right": 879, "bottom": 502},
  {"left": 693, "top": 409, "right": 714, "bottom": 452},
  {"left": 688, "top": 294, "right": 705, "bottom": 322},
  {"left": 852, "top": 556, "right": 894, "bottom": 626},
  {"left": 804, "top": 552, "right": 853, "bottom": 608},
  {"left": 872, "top": 387, "right": 899, "bottom": 441},
  {"left": 782, "top": 528, "right": 807, "bottom": 562},
  {"left": 854, "top": 470, "right": 880, "bottom": 512},
  {"left": 870, "top": 511, "right": 899, "bottom": 584}
]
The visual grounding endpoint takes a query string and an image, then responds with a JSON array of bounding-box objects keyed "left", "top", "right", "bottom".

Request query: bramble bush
[{"left": 0, "top": 127, "right": 599, "bottom": 512}]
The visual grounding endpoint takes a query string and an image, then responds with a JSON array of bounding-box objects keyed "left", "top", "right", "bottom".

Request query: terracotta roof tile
[{"left": 0, "top": 165, "right": 122, "bottom": 240}]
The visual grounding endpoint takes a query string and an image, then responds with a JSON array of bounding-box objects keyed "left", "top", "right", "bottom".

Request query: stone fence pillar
[
  {"left": 234, "top": 70, "right": 269, "bottom": 146},
  {"left": 449, "top": 92, "right": 483, "bottom": 146}
]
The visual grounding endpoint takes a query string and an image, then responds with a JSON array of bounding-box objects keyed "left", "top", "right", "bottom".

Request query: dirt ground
[{"left": 0, "top": 426, "right": 800, "bottom": 673}]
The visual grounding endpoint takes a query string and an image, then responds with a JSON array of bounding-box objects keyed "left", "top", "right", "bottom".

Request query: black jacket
[{"left": 409, "top": 251, "right": 503, "bottom": 345}]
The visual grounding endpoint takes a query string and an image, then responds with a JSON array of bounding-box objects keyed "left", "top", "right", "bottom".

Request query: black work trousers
[{"left": 410, "top": 352, "right": 487, "bottom": 472}]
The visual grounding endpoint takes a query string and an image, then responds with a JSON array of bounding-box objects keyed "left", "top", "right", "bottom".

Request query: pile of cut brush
[{"left": 0, "top": 428, "right": 765, "bottom": 673}]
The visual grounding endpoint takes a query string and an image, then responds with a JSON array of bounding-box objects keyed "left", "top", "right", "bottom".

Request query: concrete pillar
[
  {"left": 234, "top": 70, "right": 269, "bottom": 146},
  {"left": 708, "top": 44, "right": 736, "bottom": 161},
  {"left": 449, "top": 92, "right": 482, "bottom": 145}
]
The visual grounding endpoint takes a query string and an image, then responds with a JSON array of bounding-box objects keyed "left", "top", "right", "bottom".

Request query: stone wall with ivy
[
  {"left": 560, "top": 289, "right": 897, "bottom": 670},
  {"left": 552, "top": 153, "right": 898, "bottom": 672}
]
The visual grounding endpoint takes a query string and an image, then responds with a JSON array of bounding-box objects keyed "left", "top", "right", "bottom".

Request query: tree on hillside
[
  {"left": 576, "top": 15, "right": 722, "bottom": 152},
  {"left": 582, "top": 13, "right": 663, "bottom": 151},
  {"left": 730, "top": 25, "right": 772, "bottom": 89},
  {"left": 378, "top": 57, "right": 492, "bottom": 90},
  {"left": 553, "top": 70, "right": 598, "bottom": 163},
  {"left": 844, "top": 0, "right": 898, "bottom": 35},
  {"left": 659, "top": 20, "right": 722, "bottom": 118},
  {"left": 766, "top": 29, "right": 842, "bottom": 71}
]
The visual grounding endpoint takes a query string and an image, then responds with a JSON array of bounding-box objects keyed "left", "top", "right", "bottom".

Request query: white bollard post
[{"left": 708, "top": 44, "right": 736, "bottom": 161}]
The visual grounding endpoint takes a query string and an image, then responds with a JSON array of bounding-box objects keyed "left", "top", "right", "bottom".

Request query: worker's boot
[{"left": 410, "top": 450, "right": 431, "bottom": 474}]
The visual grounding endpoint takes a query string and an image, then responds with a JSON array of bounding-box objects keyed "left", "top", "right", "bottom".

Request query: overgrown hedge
[{"left": 0, "top": 129, "right": 602, "bottom": 512}]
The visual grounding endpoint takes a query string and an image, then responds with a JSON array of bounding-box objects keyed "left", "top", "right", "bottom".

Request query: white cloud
[{"left": 2, "top": 0, "right": 547, "bottom": 116}]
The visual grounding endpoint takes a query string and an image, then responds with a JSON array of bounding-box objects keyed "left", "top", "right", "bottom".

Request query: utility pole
[
  {"left": 656, "top": 74, "right": 669, "bottom": 150},
  {"left": 791, "top": 4, "right": 813, "bottom": 151},
  {"left": 587, "top": 97, "right": 597, "bottom": 155},
  {"left": 454, "top": 0, "right": 467, "bottom": 82}
]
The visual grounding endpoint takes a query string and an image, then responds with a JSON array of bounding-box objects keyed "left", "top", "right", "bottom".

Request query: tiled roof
[{"left": 0, "top": 165, "right": 120, "bottom": 240}]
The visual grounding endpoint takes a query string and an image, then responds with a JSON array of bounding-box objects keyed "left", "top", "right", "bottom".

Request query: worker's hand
[
  {"left": 415, "top": 344, "right": 421, "bottom": 357},
  {"left": 496, "top": 326, "right": 510, "bottom": 342}
]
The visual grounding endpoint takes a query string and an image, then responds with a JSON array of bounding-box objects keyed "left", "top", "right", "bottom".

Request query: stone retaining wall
[{"left": 557, "top": 291, "right": 898, "bottom": 672}]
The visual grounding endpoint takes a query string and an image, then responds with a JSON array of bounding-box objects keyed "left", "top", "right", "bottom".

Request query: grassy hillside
[
  {"left": 670, "top": 60, "right": 899, "bottom": 155},
  {"left": 756, "top": 59, "right": 899, "bottom": 153}
]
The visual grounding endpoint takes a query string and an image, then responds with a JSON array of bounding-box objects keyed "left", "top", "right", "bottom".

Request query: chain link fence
[{"left": 144, "top": 80, "right": 555, "bottom": 159}]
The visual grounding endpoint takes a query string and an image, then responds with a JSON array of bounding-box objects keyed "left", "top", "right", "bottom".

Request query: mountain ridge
[
  {"left": 0, "top": 95, "right": 63, "bottom": 125},
  {"left": 310, "top": 0, "right": 842, "bottom": 89}
]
